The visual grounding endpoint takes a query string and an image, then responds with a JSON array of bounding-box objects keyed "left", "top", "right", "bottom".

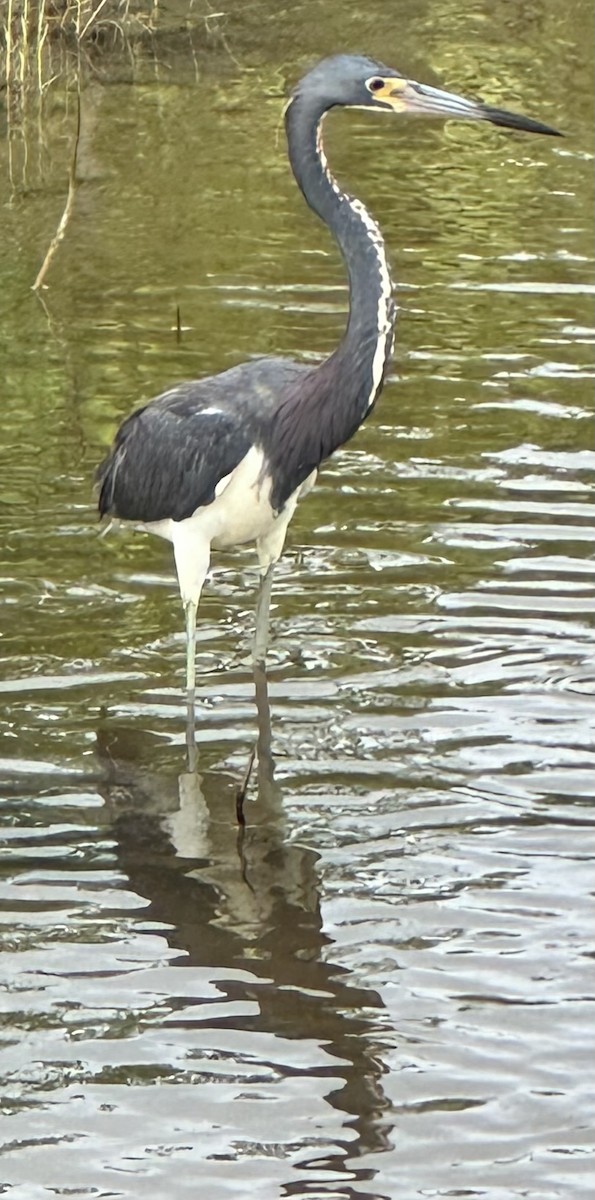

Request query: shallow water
[{"left": 0, "top": 1, "right": 594, "bottom": 1196}]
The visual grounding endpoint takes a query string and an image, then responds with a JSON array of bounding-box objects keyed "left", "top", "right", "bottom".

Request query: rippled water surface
[{"left": 1, "top": 1, "right": 594, "bottom": 1196}]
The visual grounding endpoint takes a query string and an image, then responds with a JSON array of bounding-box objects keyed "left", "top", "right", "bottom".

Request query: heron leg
[
  {"left": 253, "top": 563, "right": 275, "bottom": 667},
  {"left": 235, "top": 662, "right": 277, "bottom": 826},
  {"left": 252, "top": 473, "right": 316, "bottom": 667},
  {"left": 172, "top": 524, "right": 211, "bottom": 744},
  {"left": 184, "top": 599, "right": 198, "bottom": 750}
]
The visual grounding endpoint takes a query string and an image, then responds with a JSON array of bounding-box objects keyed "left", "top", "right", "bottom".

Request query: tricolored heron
[{"left": 97, "top": 54, "right": 559, "bottom": 724}]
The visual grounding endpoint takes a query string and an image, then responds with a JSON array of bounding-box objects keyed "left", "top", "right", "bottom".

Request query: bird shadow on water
[{"left": 95, "top": 664, "right": 394, "bottom": 1198}]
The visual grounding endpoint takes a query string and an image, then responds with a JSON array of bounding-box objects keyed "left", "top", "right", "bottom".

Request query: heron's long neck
[
  {"left": 267, "top": 98, "right": 396, "bottom": 512},
  {"left": 285, "top": 97, "right": 396, "bottom": 408}
]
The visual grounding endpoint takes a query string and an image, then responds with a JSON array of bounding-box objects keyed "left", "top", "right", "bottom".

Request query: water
[{"left": 0, "top": 1, "right": 594, "bottom": 1196}]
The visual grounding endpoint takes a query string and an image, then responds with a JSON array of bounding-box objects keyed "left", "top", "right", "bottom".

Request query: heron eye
[{"left": 368, "top": 77, "right": 385, "bottom": 93}]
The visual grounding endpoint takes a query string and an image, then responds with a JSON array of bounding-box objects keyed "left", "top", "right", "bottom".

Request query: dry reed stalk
[
  {"left": 19, "top": 0, "right": 29, "bottom": 88},
  {"left": 5, "top": 0, "right": 15, "bottom": 96},
  {"left": 36, "top": 1, "right": 48, "bottom": 91},
  {"left": 2, "top": 2, "right": 213, "bottom": 107},
  {"left": 80, "top": 0, "right": 112, "bottom": 40}
]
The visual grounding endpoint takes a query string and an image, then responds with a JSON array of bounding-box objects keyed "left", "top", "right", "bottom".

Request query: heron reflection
[{"left": 96, "top": 666, "right": 393, "bottom": 1190}]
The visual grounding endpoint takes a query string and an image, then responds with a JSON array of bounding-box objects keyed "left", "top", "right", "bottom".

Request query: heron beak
[{"left": 376, "top": 78, "right": 562, "bottom": 136}]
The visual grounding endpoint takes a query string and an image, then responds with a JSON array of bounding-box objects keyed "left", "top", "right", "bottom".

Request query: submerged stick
[{"left": 32, "top": 85, "right": 81, "bottom": 291}]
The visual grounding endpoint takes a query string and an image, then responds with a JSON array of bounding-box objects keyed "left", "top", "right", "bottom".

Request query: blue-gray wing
[
  {"left": 97, "top": 403, "right": 252, "bottom": 523},
  {"left": 96, "top": 357, "right": 310, "bottom": 524}
]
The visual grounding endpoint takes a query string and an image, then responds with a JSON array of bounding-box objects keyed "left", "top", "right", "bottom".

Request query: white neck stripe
[{"left": 315, "top": 118, "right": 395, "bottom": 412}]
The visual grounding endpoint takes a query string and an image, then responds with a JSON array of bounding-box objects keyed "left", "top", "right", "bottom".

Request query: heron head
[{"left": 295, "top": 54, "right": 561, "bottom": 138}]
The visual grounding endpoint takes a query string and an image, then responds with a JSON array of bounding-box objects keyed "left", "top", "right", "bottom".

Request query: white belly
[
  {"left": 140, "top": 447, "right": 317, "bottom": 606},
  {"left": 143, "top": 446, "right": 277, "bottom": 549}
]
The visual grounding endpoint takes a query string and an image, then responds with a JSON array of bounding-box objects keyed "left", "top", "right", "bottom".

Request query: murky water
[{"left": 1, "top": 1, "right": 594, "bottom": 1196}]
